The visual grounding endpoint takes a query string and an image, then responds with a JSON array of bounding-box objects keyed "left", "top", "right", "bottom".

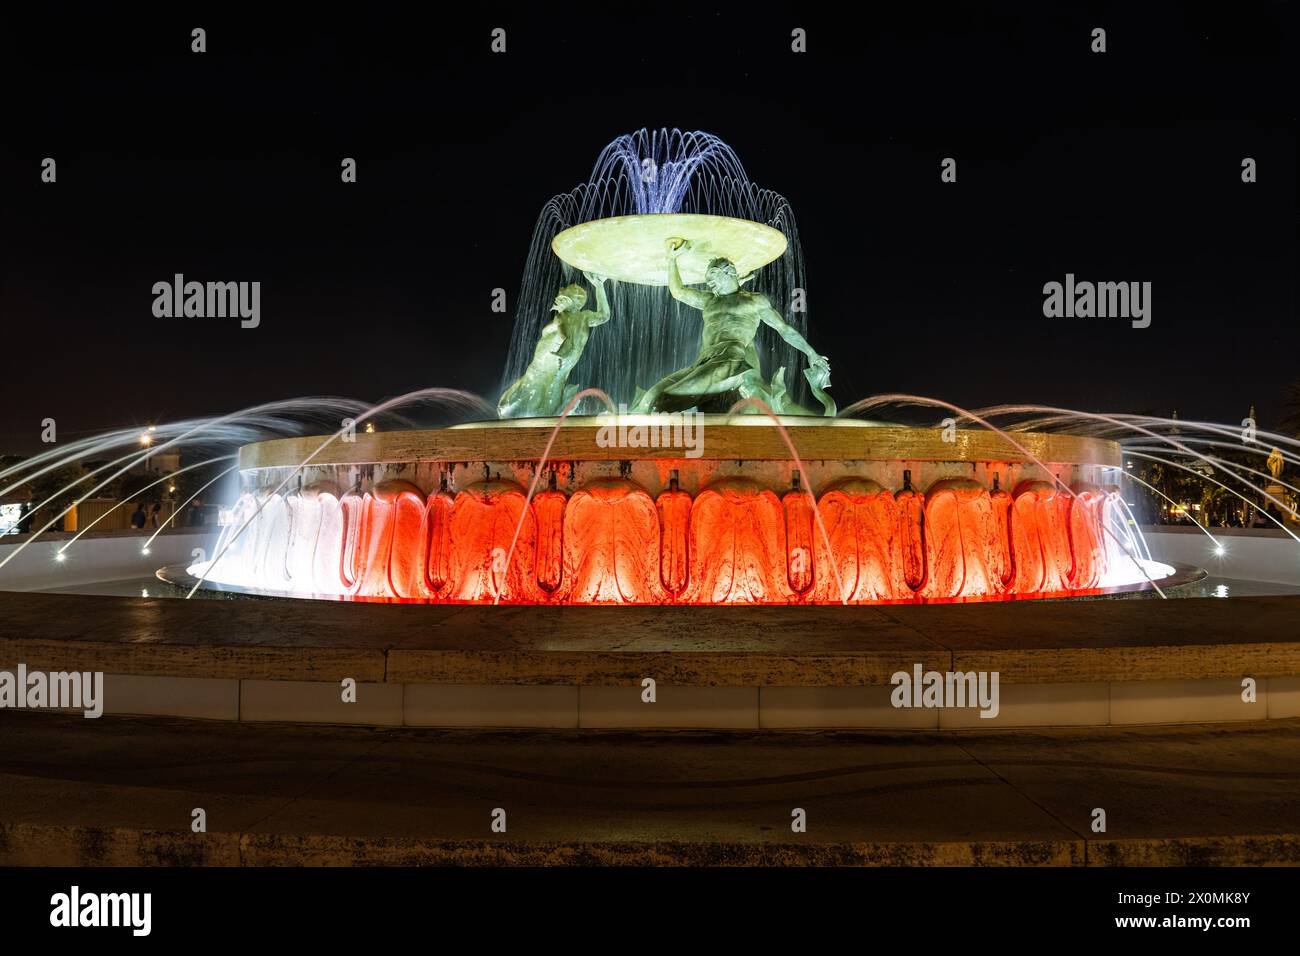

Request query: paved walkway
[{"left": 2, "top": 713, "right": 1298, "bottom": 865}]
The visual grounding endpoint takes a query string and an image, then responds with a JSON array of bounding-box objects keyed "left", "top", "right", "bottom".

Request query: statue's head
[
  {"left": 552, "top": 284, "right": 587, "bottom": 312},
  {"left": 704, "top": 258, "right": 740, "bottom": 295}
]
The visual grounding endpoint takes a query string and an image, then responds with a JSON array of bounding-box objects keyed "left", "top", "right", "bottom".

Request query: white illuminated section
[{"left": 1099, "top": 557, "right": 1176, "bottom": 588}]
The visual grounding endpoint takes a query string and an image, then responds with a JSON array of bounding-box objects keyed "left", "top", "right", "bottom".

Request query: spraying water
[{"left": 502, "top": 129, "right": 812, "bottom": 412}]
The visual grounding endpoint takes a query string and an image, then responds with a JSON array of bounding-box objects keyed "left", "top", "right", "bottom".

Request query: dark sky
[{"left": 1, "top": 6, "right": 1295, "bottom": 453}]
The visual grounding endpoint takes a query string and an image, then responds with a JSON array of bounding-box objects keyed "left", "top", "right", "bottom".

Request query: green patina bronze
[
  {"left": 632, "top": 239, "right": 834, "bottom": 416},
  {"left": 496, "top": 272, "right": 610, "bottom": 419},
  {"left": 505, "top": 213, "right": 835, "bottom": 418}
]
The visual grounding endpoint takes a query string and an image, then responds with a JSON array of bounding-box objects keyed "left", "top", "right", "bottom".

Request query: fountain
[{"left": 175, "top": 129, "right": 1180, "bottom": 604}]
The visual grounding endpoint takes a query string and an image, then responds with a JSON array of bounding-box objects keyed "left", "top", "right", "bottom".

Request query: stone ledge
[
  {"left": 237, "top": 423, "right": 1123, "bottom": 469},
  {"left": 3, "top": 591, "right": 1300, "bottom": 686},
  {"left": 3, "top": 825, "right": 1297, "bottom": 867},
  {"left": 2, "top": 639, "right": 387, "bottom": 683}
]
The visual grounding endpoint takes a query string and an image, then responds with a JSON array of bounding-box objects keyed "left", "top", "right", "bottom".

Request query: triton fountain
[{"left": 175, "top": 129, "right": 1181, "bottom": 605}]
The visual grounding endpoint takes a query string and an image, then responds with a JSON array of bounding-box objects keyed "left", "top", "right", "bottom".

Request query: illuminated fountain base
[{"left": 180, "top": 418, "right": 1177, "bottom": 605}]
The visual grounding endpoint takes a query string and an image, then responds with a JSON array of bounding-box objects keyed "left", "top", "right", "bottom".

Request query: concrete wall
[
  {"left": 35, "top": 673, "right": 1300, "bottom": 728},
  {"left": 0, "top": 529, "right": 217, "bottom": 591},
  {"left": 1142, "top": 526, "right": 1300, "bottom": 587}
]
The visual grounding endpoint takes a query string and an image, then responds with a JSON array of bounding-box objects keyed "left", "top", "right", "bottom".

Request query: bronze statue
[
  {"left": 631, "top": 240, "right": 834, "bottom": 416},
  {"left": 497, "top": 272, "right": 610, "bottom": 418}
]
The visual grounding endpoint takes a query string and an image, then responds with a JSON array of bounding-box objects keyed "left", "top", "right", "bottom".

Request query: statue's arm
[
  {"left": 585, "top": 273, "right": 611, "bottom": 326},
  {"left": 758, "top": 302, "right": 819, "bottom": 359},
  {"left": 760, "top": 301, "right": 835, "bottom": 415},
  {"left": 666, "top": 253, "right": 712, "bottom": 311}
]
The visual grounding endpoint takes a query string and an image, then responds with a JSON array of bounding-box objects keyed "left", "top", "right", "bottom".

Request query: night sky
[{"left": 1, "top": 6, "right": 1294, "bottom": 454}]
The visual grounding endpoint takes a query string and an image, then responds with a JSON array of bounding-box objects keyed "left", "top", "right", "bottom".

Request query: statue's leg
[
  {"left": 631, "top": 368, "right": 688, "bottom": 414},
  {"left": 498, "top": 368, "right": 559, "bottom": 419},
  {"left": 629, "top": 374, "right": 670, "bottom": 411},
  {"left": 729, "top": 367, "right": 781, "bottom": 414},
  {"left": 636, "top": 356, "right": 749, "bottom": 414},
  {"left": 630, "top": 381, "right": 661, "bottom": 414},
  {"left": 559, "top": 383, "right": 581, "bottom": 414},
  {"left": 497, "top": 382, "right": 521, "bottom": 419},
  {"left": 725, "top": 367, "right": 809, "bottom": 416},
  {"left": 660, "top": 359, "right": 747, "bottom": 400}
]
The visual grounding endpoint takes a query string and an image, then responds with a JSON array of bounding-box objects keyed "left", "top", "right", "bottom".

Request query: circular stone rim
[{"left": 237, "top": 420, "right": 1123, "bottom": 470}]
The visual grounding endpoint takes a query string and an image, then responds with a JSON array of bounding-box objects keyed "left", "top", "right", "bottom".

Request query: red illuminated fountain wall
[{"left": 205, "top": 468, "right": 1127, "bottom": 605}]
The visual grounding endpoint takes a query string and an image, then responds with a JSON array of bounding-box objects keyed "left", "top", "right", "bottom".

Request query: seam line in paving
[
  {"left": 951, "top": 738, "right": 1088, "bottom": 847},
  {"left": 871, "top": 605, "right": 955, "bottom": 670}
]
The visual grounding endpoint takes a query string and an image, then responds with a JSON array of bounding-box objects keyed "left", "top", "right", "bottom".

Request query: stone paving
[{"left": 1, "top": 712, "right": 1298, "bottom": 865}]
